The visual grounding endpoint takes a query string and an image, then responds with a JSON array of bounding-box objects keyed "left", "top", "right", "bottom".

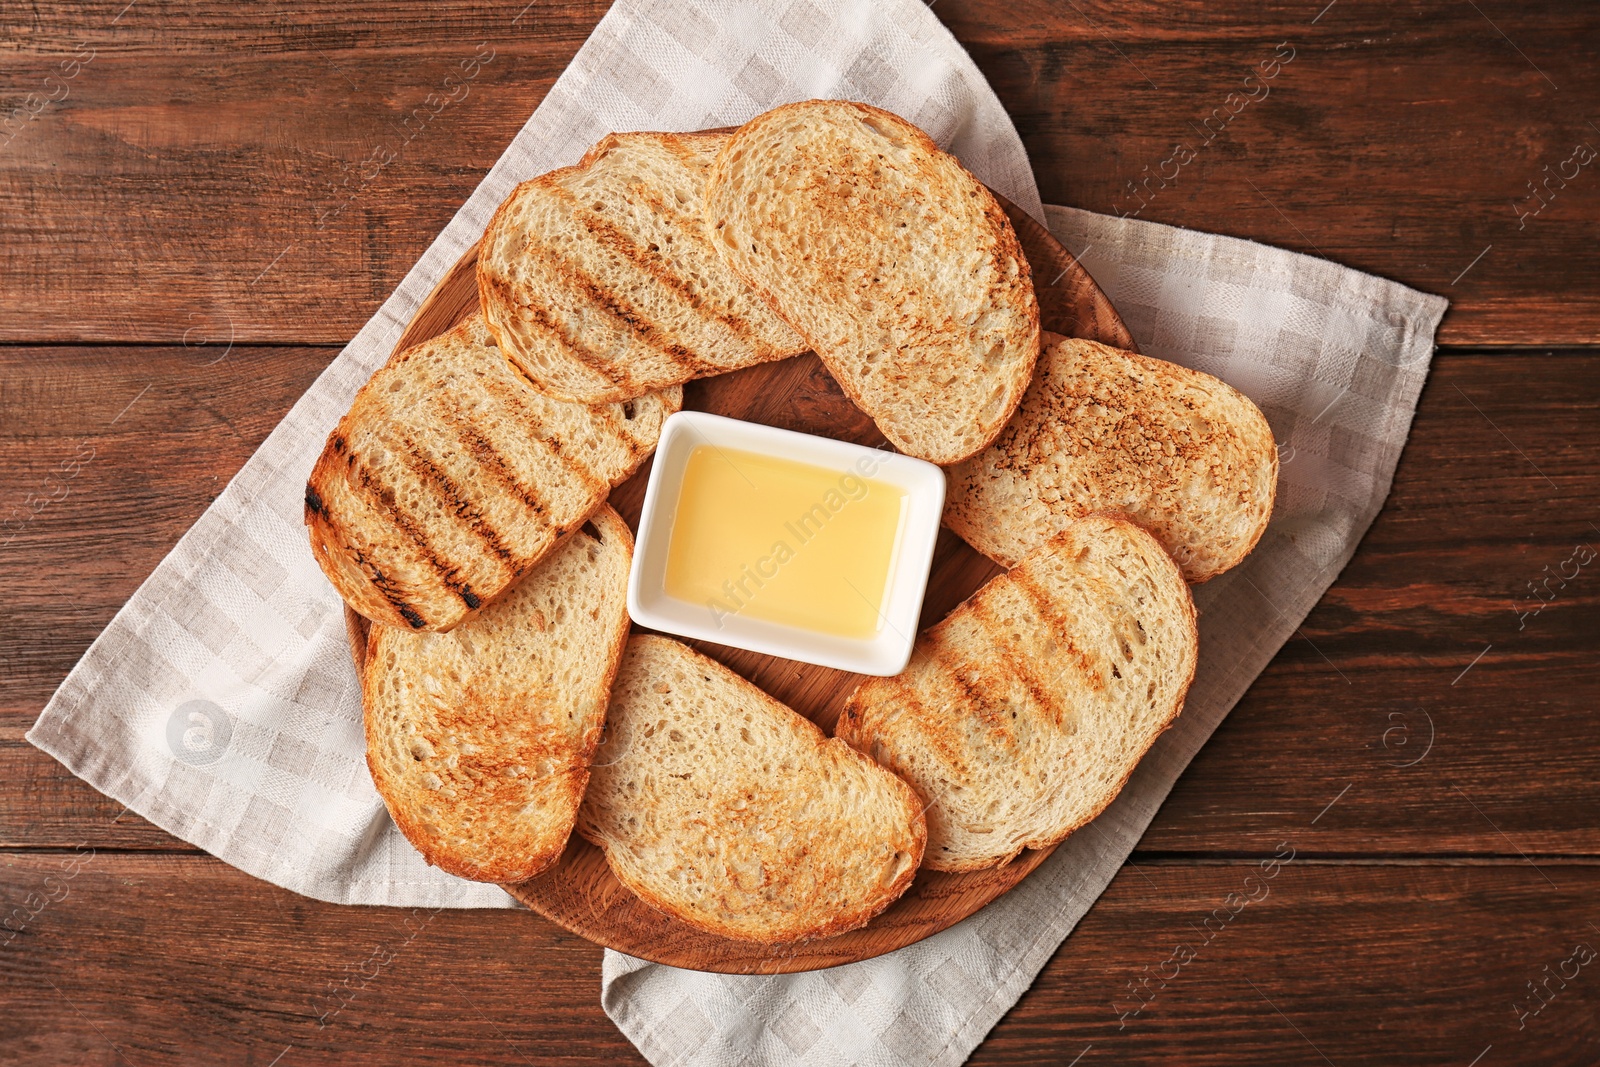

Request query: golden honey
[{"left": 664, "top": 445, "right": 908, "bottom": 639}]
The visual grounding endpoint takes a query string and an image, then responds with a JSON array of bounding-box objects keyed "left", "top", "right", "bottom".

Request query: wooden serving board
[{"left": 351, "top": 193, "right": 1134, "bottom": 974}]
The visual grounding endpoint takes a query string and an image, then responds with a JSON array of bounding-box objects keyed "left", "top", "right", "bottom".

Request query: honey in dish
[{"left": 664, "top": 446, "right": 908, "bottom": 640}]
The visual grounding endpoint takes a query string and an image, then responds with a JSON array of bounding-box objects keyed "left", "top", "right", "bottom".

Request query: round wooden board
[{"left": 360, "top": 190, "right": 1134, "bottom": 974}]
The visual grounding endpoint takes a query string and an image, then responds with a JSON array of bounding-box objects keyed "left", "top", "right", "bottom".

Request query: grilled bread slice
[
  {"left": 577, "top": 635, "right": 926, "bottom": 943},
  {"left": 364, "top": 506, "right": 633, "bottom": 883},
  {"left": 305, "top": 313, "right": 678, "bottom": 632},
  {"left": 945, "top": 334, "right": 1278, "bottom": 582},
  {"left": 478, "top": 131, "right": 806, "bottom": 404},
  {"left": 704, "top": 100, "right": 1040, "bottom": 464},
  {"left": 837, "top": 515, "right": 1197, "bottom": 872}
]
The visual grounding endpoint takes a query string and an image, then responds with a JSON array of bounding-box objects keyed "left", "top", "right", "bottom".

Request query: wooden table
[{"left": 3, "top": 2, "right": 1597, "bottom": 1063}]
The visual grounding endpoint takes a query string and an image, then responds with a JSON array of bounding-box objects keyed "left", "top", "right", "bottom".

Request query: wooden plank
[
  {"left": 2, "top": 346, "right": 1598, "bottom": 856},
  {"left": 947, "top": 0, "right": 1600, "bottom": 347},
  {"left": 0, "top": 745, "right": 192, "bottom": 852},
  {"left": 0, "top": 852, "right": 634, "bottom": 1065},
  {"left": 971, "top": 858, "right": 1600, "bottom": 1065},
  {"left": 0, "top": 2, "right": 609, "bottom": 344},
  {"left": 0, "top": 2, "right": 1596, "bottom": 346},
  {"left": 0, "top": 344, "right": 330, "bottom": 721},
  {"left": 1, "top": 852, "right": 1595, "bottom": 1064}
]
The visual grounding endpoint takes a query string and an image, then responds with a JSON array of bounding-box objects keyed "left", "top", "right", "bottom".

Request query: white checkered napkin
[
  {"left": 596, "top": 210, "right": 1445, "bottom": 1067},
  {"left": 26, "top": 0, "right": 1040, "bottom": 908}
]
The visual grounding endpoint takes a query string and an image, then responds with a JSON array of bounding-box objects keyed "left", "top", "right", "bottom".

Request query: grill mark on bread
[
  {"left": 659, "top": 133, "right": 705, "bottom": 170},
  {"left": 436, "top": 407, "right": 555, "bottom": 525},
  {"left": 383, "top": 428, "right": 520, "bottom": 591},
  {"left": 1010, "top": 568, "right": 1105, "bottom": 692},
  {"left": 837, "top": 516, "right": 1198, "bottom": 872},
  {"left": 541, "top": 432, "right": 610, "bottom": 499},
  {"left": 494, "top": 328, "right": 621, "bottom": 407},
  {"left": 593, "top": 400, "right": 641, "bottom": 452},
  {"left": 857, "top": 673, "right": 930, "bottom": 741},
  {"left": 488, "top": 267, "right": 632, "bottom": 393},
  {"left": 926, "top": 628, "right": 988, "bottom": 721},
  {"left": 479, "top": 132, "right": 803, "bottom": 402},
  {"left": 339, "top": 454, "right": 466, "bottom": 619},
  {"left": 546, "top": 182, "right": 762, "bottom": 351},
  {"left": 967, "top": 593, "right": 1070, "bottom": 731},
  {"left": 608, "top": 388, "right": 679, "bottom": 455},
  {"left": 439, "top": 380, "right": 600, "bottom": 509},
  {"left": 925, "top": 637, "right": 1005, "bottom": 776},
  {"left": 521, "top": 296, "right": 628, "bottom": 389},
  {"left": 307, "top": 478, "right": 431, "bottom": 629},
  {"left": 498, "top": 397, "right": 613, "bottom": 500},
  {"left": 521, "top": 234, "right": 720, "bottom": 388},
  {"left": 851, "top": 675, "right": 947, "bottom": 777},
  {"left": 350, "top": 545, "right": 428, "bottom": 629},
  {"left": 307, "top": 314, "right": 673, "bottom": 632},
  {"left": 630, "top": 184, "right": 781, "bottom": 354},
  {"left": 487, "top": 345, "right": 658, "bottom": 481}
]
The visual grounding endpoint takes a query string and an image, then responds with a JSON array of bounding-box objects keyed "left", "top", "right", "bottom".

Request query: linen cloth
[{"left": 26, "top": 0, "right": 1448, "bottom": 1063}]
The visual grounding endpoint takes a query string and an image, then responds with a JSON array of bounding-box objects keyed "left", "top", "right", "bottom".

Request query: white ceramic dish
[{"left": 628, "top": 411, "right": 945, "bottom": 676}]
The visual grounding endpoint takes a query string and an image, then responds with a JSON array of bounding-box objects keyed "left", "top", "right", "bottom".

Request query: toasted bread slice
[
  {"left": 837, "top": 515, "right": 1197, "bottom": 872},
  {"left": 305, "top": 313, "right": 678, "bottom": 632},
  {"left": 576, "top": 635, "right": 926, "bottom": 943},
  {"left": 704, "top": 100, "right": 1040, "bottom": 464},
  {"left": 945, "top": 334, "right": 1278, "bottom": 581},
  {"left": 478, "top": 131, "right": 806, "bottom": 404},
  {"left": 363, "top": 506, "right": 632, "bottom": 883}
]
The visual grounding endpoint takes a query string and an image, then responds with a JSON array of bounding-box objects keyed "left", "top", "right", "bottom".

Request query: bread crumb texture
[
  {"left": 363, "top": 507, "right": 633, "bottom": 883},
  {"left": 838, "top": 515, "right": 1198, "bottom": 871},
  {"left": 705, "top": 100, "right": 1039, "bottom": 464},
  {"left": 945, "top": 334, "right": 1277, "bottom": 581},
  {"left": 579, "top": 635, "right": 926, "bottom": 943}
]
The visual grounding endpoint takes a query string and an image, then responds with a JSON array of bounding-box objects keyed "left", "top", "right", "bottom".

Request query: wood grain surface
[
  {"left": 346, "top": 193, "right": 1130, "bottom": 973},
  {"left": 2, "top": 1, "right": 1596, "bottom": 346},
  {"left": 2, "top": 1, "right": 1598, "bottom": 1064},
  {"left": 4, "top": 853, "right": 1599, "bottom": 1065}
]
